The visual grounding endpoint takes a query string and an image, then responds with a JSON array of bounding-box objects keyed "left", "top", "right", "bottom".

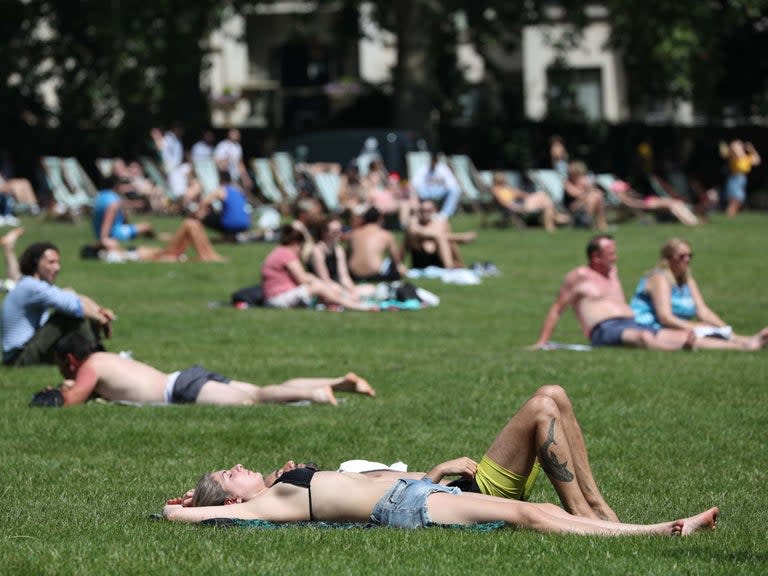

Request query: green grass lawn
[{"left": 1, "top": 212, "right": 766, "bottom": 575}]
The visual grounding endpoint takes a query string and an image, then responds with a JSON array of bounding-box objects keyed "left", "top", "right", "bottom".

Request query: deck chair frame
[
  {"left": 250, "top": 158, "right": 285, "bottom": 205},
  {"left": 271, "top": 152, "right": 299, "bottom": 201},
  {"left": 41, "top": 156, "right": 92, "bottom": 215}
]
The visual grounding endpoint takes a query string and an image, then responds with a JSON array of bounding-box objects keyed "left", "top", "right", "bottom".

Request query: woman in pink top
[{"left": 261, "top": 224, "right": 375, "bottom": 311}]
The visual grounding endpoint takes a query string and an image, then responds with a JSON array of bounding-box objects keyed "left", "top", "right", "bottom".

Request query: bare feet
[
  {"left": 0, "top": 227, "right": 24, "bottom": 247},
  {"left": 333, "top": 372, "right": 376, "bottom": 397},
  {"left": 757, "top": 327, "right": 768, "bottom": 349},
  {"left": 679, "top": 507, "right": 719, "bottom": 536},
  {"left": 683, "top": 330, "right": 698, "bottom": 351},
  {"left": 311, "top": 386, "right": 338, "bottom": 406}
]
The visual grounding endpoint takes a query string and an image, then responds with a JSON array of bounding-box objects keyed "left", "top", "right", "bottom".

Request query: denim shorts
[
  {"left": 725, "top": 174, "right": 746, "bottom": 202},
  {"left": 369, "top": 479, "right": 462, "bottom": 529}
]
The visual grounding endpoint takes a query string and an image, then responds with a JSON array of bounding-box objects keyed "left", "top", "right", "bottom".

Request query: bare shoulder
[
  {"left": 646, "top": 269, "right": 674, "bottom": 291},
  {"left": 564, "top": 266, "right": 590, "bottom": 285},
  {"left": 88, "top": 351, "right": 134, "bottom": 372}
]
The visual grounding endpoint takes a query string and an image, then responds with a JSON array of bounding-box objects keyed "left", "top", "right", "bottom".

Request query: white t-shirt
[{"left": 213, "top": 139, "right": 243, "bottom": 181}]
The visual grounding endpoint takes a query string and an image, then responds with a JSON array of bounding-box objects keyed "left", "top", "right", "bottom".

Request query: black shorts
[{"left": 171, "top": 364, "right": 230, "bottom": 404}]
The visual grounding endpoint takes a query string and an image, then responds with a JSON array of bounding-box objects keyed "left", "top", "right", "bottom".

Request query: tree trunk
[{"left": 392, "top": 0, "right": 432, "bottom": 135}]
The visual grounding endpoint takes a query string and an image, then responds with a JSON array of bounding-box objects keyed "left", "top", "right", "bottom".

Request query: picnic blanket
[{"left": 196, "top": 518, "right": 506, "bottom": 531}]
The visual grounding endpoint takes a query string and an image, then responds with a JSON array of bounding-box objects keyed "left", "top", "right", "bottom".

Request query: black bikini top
[
  {"left": 273, "top": 467, "right": 317, "bottom": 520},
  {"left": 273, "top": 466, "right": 316, "bottom": 488}
]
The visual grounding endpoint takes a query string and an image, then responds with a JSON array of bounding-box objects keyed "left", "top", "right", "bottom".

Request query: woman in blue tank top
[{"left": 630, "top": 238, "right": 767, "bottom": 350}]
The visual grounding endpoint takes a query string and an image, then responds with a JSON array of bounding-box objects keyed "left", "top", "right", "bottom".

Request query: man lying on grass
[
  {"left": 167, "top": 385, "right": 717, "bottom": 534},
  {"left": 30, "top": 332, "right": 375, "bottom": 407}
]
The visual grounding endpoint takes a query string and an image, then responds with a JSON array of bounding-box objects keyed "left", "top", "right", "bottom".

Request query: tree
[
  {"left": 0, "top": 0, "right": 229, "bottom": 154},
  {"left": 604, "top": 0, "right": 768, "bottom": 120}
]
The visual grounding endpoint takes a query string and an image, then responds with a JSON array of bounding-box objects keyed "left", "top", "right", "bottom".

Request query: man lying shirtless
[{"left": 30, "top": 332, "right": 375, "bottom": 407}]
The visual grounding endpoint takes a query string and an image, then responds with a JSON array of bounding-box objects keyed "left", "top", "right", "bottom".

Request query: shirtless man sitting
[
  {"left": 30, "top": 332, "right": 375, "bottom": 407},
  {"left": 347, "top": 207, "right": 407, "bottom": 282},
  {"left": 404, "top": 200, "right": 476, "bottom": 269},
  {"left": 531, "top": 234, "right": 692, "bottom": 350}
]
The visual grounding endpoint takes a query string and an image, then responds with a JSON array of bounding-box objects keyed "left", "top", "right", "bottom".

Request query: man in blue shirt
[
  {"left": 193, "top": 170, "right": 252, "bottom": 242},
  {"left": 2, "top": 242, "right": 114, "bottom": 366}
]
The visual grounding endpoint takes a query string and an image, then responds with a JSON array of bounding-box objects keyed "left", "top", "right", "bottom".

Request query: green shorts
[{"left": 475, "top": 455, "right": 541, "bottom": 501}]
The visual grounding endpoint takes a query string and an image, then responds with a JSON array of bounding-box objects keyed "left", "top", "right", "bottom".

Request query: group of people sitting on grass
[{"left": 256, "top": 199, "right": 480, "bottom": 311}]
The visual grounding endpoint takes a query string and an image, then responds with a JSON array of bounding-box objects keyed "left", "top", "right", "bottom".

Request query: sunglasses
[{"left": 675, "top": 252, "right": 694, "bottom": 261}]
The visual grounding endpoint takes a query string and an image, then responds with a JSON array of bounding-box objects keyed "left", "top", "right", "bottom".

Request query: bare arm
[
  {"left": 99, "top": 203, "right": 122, "bottom": 251},
  {"left": 422, "top": 457, "right": 478, "bottom": 483},
  {"left": 532, "top": 277, "right": 576, "bottom": 347},
  {"left": 59, "top": 361, "right": 100, "bottom": 406},
  {"left": 563, "top": 179, "right": 582, "bottom": 200},
  {"left": 285, "top": 258, "right": 317, "bottom": 286},
  {"left": 78, "top": 294, "right": 115, "bottom": 338},
  {"left": 163, "top": 502, "right": 253, "bottom": 523},
  {"left": 687, "top": 277, "right": 727, "bottom": 327},
  {"left": 309, "top": 245, "right": 332, "bottom": 283},
  {"left": 745, "top": 142, "right": 761, "bottom": 166},
  {"left": 447, "top": 231, "right": 477, "bottom": 244},
  {"left": 194, "top": 187, "right": 225, "bottom": 219},
  {"left": 333, "top": 245, "right": 356, "bottom": 292},
  {"left": 386, "top": 234, "right": 408, "bottom": 276}
]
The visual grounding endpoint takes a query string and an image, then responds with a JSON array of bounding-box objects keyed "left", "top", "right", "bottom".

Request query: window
[{"left": 547, "top": 67, "right": 603, "bottom": 122}]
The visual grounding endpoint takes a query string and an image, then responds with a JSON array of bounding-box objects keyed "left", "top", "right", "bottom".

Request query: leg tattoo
[{"left": 538, "top": 418, "right": 575, "bottom": 482}]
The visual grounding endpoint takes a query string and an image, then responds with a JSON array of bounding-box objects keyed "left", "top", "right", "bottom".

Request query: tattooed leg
[
  {"left": 538, "top": 418, "right": 575, "bottom": 482},
  {"left": 540, "top": 385, "right": 618, "bottom": 521}
]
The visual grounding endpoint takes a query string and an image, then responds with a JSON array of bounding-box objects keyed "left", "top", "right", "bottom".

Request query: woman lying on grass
[
  {"left": 164, "top": 386, "right": 718, "bottom": 536},
  {"left": 163, "top": 459, "right": 717, "bottom": 536}
]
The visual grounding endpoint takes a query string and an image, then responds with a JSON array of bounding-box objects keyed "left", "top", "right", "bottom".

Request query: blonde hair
[
  {"left": 657, "top": 238, "right": 692, "bottom": 282},
  {"left": 190, "top": 473, "right": 229, "bottom": 507},
  {"left": 567, "top": 161, "right": 587, "bottom": 178}
]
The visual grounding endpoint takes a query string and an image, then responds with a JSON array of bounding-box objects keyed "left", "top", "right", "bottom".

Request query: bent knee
[
  {"left": 624, "top": 329, "right": 653, "bottom": 349},
  {"left": 533, "top": 384, "right": 567, "bottom": 403},
  {"left": 525, "top": 393, "right": 560, "bottom": 420}
]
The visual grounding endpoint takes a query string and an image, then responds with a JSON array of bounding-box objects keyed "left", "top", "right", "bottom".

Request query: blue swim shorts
[
  {"left": 370, "top": 478, "right": 462, "bottom": 529},
  {"left": 111, "top": 223, "right": 138, "bottom": 242},
  {"left": 590, "top": 317, "right": 657, "bottom": 347}
]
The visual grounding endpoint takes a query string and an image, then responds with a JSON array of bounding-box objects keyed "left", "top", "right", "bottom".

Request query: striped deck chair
[
  {"left": 271, "top": 152, "right": 299, "bottom": 201},
  {"left": 310, "top": 170, "right": 341, "bottom": 213},
  {"left": 406, "top": 151, "right": 431, "bottom": 183},
  {"left": 527, "top": 169, "right": 566, "bottom": 207},
  {"left": 192, "top": 157, "right": 221, "bottom": 197},
  {"left": 139, "top": 156, "right": 174, "bottom": 201},
  {"left": 41, "top": 157, "right": 91, "bottom": 215},
  {"left": 61, "top": 157, "right": 99, "bottom": 200},
  {"left": 594, "top": 173, "right": 622, "bottom": 207},
  {"left": 476, "top": 170, "right": 528, "bottom": 228},
  {"left": 250, "top": 158, "right": 284, "bottom": 205},
  {"left": 449, "top": 155, "right": 496, "bottom": 216}
]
